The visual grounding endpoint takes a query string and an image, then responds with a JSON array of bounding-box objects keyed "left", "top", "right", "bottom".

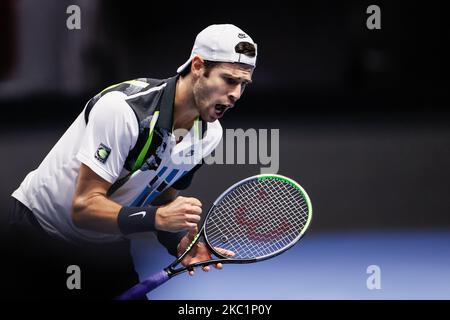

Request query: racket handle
[{"left": 115, "top": 270, "right": 169, "bottom": 300}]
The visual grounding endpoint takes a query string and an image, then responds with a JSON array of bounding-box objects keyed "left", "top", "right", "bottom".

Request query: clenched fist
[{"left": 154, "top": 196, "right": 202, "bottom": 232}]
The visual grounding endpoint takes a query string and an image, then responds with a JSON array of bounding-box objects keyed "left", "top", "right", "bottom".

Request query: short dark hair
[
  {"left": 178, "top": 60, "right": 220, "bottom": 77},
  {"left": 234, "top": 41, "right": 256, "bottom": 57}
]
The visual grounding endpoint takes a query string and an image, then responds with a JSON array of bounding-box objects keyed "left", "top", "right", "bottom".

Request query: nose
[{"left": 228, "top": 84, "right": 242, "bottom": 105}]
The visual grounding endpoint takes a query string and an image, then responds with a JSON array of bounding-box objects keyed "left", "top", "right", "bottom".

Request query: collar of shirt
[
  {"left": 157, "top": 75, "right": 207, "bottom": 138},
  {"left": 157, "top": 75, "right": 177, "bottom": 131}
]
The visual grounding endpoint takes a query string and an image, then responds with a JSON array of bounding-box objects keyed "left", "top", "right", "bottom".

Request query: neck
[{"left": 173, "top": 75, "right": 199, "bottom": 131}]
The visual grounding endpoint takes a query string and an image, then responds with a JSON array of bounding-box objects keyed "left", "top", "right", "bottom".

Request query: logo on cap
[{"left": 238, "top": 33, "right": 248, "bottom": 39}]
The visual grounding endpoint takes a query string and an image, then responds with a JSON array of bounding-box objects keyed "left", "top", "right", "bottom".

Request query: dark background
[{"left": 1, "top": 0, "right": 449, "bottom": 235}]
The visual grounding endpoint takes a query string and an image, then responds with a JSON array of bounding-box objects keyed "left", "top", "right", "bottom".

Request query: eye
[{"left": 223, "top": 76, "right": 239, "bottom": 85}]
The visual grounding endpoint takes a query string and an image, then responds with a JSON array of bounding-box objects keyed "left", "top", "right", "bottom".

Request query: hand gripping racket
[{"left": 116, "top": 174, "right": 313, "bottom": 300}]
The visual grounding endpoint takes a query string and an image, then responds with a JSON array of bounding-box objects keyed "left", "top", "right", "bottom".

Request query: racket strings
[
  {"left": 208, "top": 181, "right": 305, "bottom": 258},
  {"left": 205, "top": 178, "right": 310, "bottom": 259}
]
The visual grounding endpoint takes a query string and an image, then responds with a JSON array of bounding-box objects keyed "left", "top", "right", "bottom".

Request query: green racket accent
[
  {"left": 258, "top": 174, "right": 299, "bottom": 190},
  {"left": 132, "top": 111, "right": 160, "bottom": 172},
  {"left": 257, "top": 174, "right": 313, "bottom": 235},
  {"left": 186, "top": 233, "right": 201, "bottom": 252}
]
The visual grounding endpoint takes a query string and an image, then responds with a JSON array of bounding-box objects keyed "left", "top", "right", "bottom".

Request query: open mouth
[{"left": 214, "top": 104, "right": 228, "bottom": 118}]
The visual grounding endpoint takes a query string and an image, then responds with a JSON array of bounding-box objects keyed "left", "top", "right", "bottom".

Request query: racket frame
[{"left": 164, "top": 173, "right": 312, "bottom": 278}]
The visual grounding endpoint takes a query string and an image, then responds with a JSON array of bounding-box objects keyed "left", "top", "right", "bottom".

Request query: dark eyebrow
[{"left": 222, "top": 73, "right": 253, "bottom": 84}]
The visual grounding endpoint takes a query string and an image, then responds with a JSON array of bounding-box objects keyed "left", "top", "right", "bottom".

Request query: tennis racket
[{"left": 116, "top": 173, "right": 312, "bottom": 300}]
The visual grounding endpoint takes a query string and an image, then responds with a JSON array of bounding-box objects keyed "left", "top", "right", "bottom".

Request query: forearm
[
  {"left": 71, "top": 193, "right": 122, "bottom": 234},
  {"left": 72, "top": 194, "right": 162, "bottom": 235},
  {"left": 72, "top": 163, "right": 201, "bottom": 235},
  {"left": 71, "top": 187, "right": 179, "bottom": 234}
]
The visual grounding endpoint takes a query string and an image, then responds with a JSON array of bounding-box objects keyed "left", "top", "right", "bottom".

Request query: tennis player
[{"left": 5, "top": 24, "right": 257, "bottom": 299}]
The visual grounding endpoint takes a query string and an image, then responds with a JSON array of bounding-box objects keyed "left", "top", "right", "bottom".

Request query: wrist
[
  {"left": 117, "top": 206, "right": 158, "bottom": 235},
  {"left": 154, "top": 207, "right": 164, "bottom": 231}
]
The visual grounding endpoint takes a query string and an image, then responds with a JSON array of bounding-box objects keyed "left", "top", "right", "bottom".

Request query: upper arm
[
  {"left": 76, "top": 91, "right": 139, "bottom": 183},
  {"left": 71, "top": 163, "right": 122, "bottom": 233},
  {"left": 72, "top": 92, "right": 138, "bottom": 220},
  {"left": 73, "top": 163, "right": 112, "bottom": 204}
]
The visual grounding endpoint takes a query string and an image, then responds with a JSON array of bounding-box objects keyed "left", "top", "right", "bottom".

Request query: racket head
[{"left": 203, "top": 174, "right": 312, "bottom": 263}]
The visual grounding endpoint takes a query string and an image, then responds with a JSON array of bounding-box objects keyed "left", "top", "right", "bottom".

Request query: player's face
[{"left": 193, "top": 63, "right": 253, "bottom": 122}]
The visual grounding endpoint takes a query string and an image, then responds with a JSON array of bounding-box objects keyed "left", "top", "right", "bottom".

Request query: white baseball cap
[{"left": 176, "top": 24, "right": 257, "bottom": 74}]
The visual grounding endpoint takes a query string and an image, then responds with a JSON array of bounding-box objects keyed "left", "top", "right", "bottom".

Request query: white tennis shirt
[{"left": 12, "top": 79, "right": 222, "bottom": 243}]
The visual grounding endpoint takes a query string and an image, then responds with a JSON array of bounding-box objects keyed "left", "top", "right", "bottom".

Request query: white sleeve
[{"left": 76, "top": 91, "right": 139, "bottom": 183}]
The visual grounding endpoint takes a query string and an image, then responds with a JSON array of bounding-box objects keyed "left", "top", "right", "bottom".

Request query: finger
[
  {"left": 183, "top": 226, "right": 198, "bottom": 241},
  {"left": 202, "top": 266, "right": 210, "bottom": 272},
  {"left": 186, "top": 213, "right": 201, "bottom": 223},
  {"left": 185, "top": 197, "right": 202, "bottom": 207},
  {"left": 187, "top": 205, "right": 202, "bottom": 215},
  {"left": 214, "top": 263, "right": 223, "bottom": 270},
  {"left": 188, "top": 266, "right": 195, "bottom": 276},
  {"left": 214, "top": 247, "right": 235, "bottom": 257},
  {"left": 186, "top": 222, "right": 199, "bottom": 232},
  {"left": 190, "top": 225, "right": 198, "bottom": 234}
]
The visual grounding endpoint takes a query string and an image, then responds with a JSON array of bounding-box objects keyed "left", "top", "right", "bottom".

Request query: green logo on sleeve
[{"left": 95, "top": 143, "right": 111, "bottom": 163}]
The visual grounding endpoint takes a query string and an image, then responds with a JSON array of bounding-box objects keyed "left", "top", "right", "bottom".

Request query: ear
[{"left": 191, "top": 55, "right": 205, "bottom": 78}]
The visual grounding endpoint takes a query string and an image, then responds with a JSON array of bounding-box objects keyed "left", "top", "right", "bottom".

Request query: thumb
[{"left": 187, "top": 226, "right": 198, "bottom": 241}]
